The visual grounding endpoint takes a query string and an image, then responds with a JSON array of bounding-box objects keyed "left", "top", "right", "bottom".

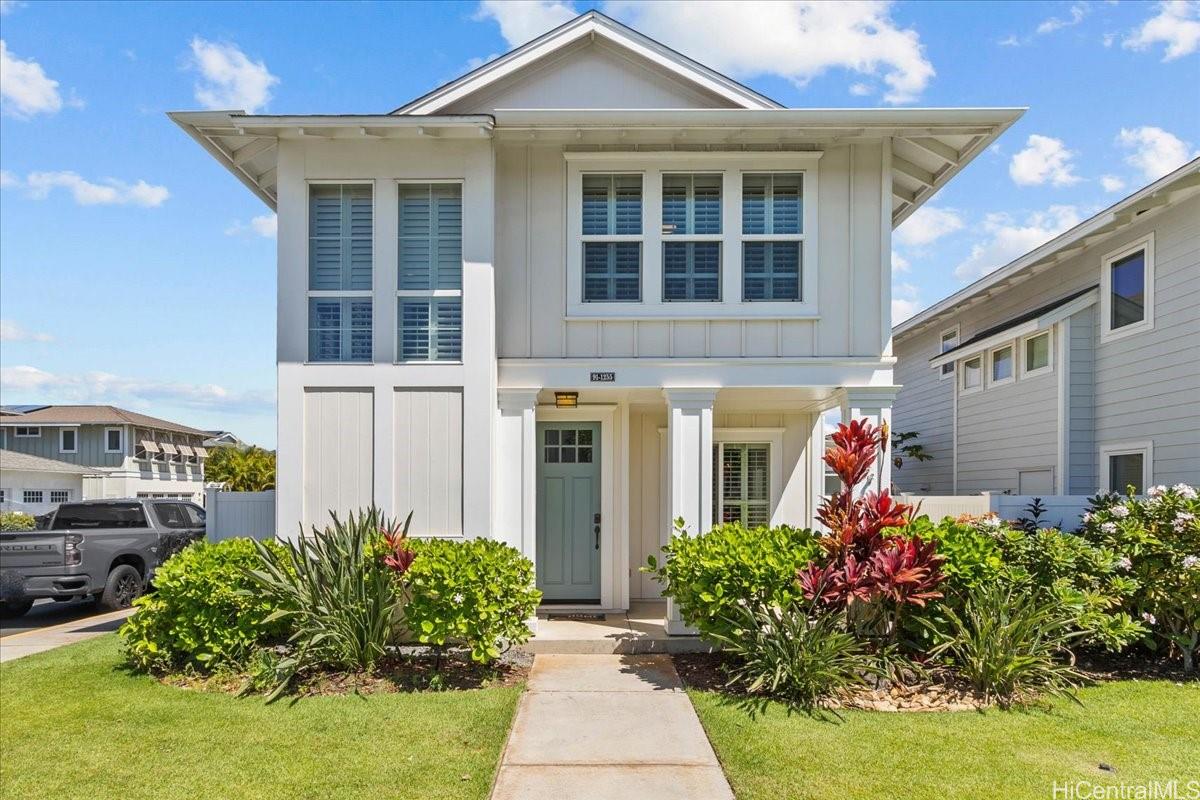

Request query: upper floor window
[
  {"left": 582, "top": 174, "right": 642, "bottom": 302},
  {"left": 398, "top": 183, "right": 463, "bottom": 362},
  {"left": 14, "top": 426, "right": 40, "bottom": 438},
  {"left": 59, "top": 428, "right": 77, "bottom": 453},
  {"left": 990, "top": 344, "right": 1014, "bottom": 385},
  {"left": 1101, "top": 234, "right": 1154, "bottom": 341},
  {"left": 742, "top": 174, "right": 802, "bottom": 302},
  {"left": 308, "top": 184, "right": 373, "bottom": 362},
  {"left": 1022, "top": 331, "right": 1052, "bottom": 377},
  {"left": 939, "top": 327, "right": 959, "bottom": 378},
  {"left": 663, "top": 174, "right": 721, "bottom": 302},
  {"left": 961, "top": 355, "right": 982, "bottom": 393},
  {"left": 105, "top": 427, "right": 124, "bottom": 453}
]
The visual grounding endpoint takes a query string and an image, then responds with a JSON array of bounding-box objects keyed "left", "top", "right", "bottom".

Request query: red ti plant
[
  {"left": 380, "top": 511, "right": 416, "bottom": 575},
  {"left": 798, "top": 419, "right": 945, "bottom": 636}
]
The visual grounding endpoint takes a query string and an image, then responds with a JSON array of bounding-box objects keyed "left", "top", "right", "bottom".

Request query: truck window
[
  {"left": 52, "top": 503, "right": 149, "bottom": 529},
  {"left": 153, "top": 503, "right": 189, "bottom": 529},
  {"left": 182, "top": 504, "right": 206, "bottom": 527}
]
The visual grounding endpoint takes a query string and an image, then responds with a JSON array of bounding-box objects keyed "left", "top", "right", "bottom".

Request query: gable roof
[
  {"left": 0, "top": 449, "right": 95, "bottom": 475},
  {"left": 0, "top": 405, "right": 208, "bottom": 436},
  {"left": 895, "top": 157, "right": 1200, "bottom": 340},
  {"left": 393, "top": 10, "right": 782, "bottom": 115}
]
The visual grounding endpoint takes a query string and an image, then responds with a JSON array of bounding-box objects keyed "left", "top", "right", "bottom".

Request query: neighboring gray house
[
  {"left": 0, "top": 405, "right": 211, "bottom": 505},
  {"left": 893, "top": 159, "right": 1200, "bottom": 497}
]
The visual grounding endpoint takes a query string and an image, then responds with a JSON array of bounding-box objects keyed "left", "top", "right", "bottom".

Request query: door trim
[{"left": 536, "top": 404, "right": 620, "bottom": 610}]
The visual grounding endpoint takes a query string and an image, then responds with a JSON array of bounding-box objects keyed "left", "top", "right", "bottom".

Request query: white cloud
[
  {"left": 188, "top": 37, "right": 279, "bottom": 113},
  {"left": 0, "top": 39, "right": 64, "bottom": 118},
  {"left": 1100, "top": 174, "right": 1126, "bottom": 192},
  {"left": 225, "top": 213, "right": 277, "bottom": 238},
  {"left": 1116, "top": 126, "right": 1198, "bottom": 181},
  {"left": 1123, "top": 0, "right": 1200, "bottom": 61},
  {"left": 848, "top": 81, "right": 873, "bottom": 96},
  {"left": 1009, "top": 134, "right": 1081, "bottom": 187},
  {"left": 0, "top": 2, "right": 23, "bottom": 16},
  {"left": 474, "top": 1, "right": 937, "bottom": 105},
  {"left": 1035, "top": 2, "right": 1088, "bottom": 35},
  {"left": 0, "top": 365, "right": 275, "bottom": 415},
  {"left": 891, "top": 250, "right": 910, "bottom": 273},
  {"left": 998, "top": 35, "right": 1021, "bottom": 47},
  {"left": 3, "top": 171, "right": 169, "bottom": 207},
  {"left": 895, "top": 205, "right": 964, "bottom": 247},
  {"left": 954, "top": 205, "right": 1082, "bottom": 282},
  {"left": 891, "top": 281, "right": 922, "bottom": 323},
  {"left": 474, "top": 1, "right": 578, "bottom": 48},
  {"left": 0, "top": 320, "right": 54, "bottom": 343},
  {"left": 1102, "top": 31, "right": 1117, "bottom": 47}
]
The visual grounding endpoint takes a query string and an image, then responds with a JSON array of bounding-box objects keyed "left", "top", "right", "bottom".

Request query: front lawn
[
  {"left": 0, "top": 635, "right": 520, "bottom": 800},
  {"left": 691, "top": 680, "right": 1200, "bottom": 800}
]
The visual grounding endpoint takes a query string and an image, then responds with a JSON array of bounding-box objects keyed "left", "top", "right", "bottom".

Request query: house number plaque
[{"left": 589, "top": 372, "right": 615, "bottom": 382}]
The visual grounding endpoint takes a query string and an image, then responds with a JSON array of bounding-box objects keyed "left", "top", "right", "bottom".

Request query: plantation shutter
[
  {"left": 309, "top": 298, "right": 372, "bottom": 362},
  {"left": 741, "top": 174, "right": 802, "bottom": 235},
  {"left": 309, "top": 185, "right": 373, "bottom": 290},
  {"left": 582, "top": 175, "right": 642, "bottom": 302},
  {"left": 717, "top": 443, "right": 770, "bottom": 528},
  {"left": 399, "top": 184, "right": 462, "bottom": 290},
  {"left": 399, "top": 299, "right": 462, "bottom": 362}
]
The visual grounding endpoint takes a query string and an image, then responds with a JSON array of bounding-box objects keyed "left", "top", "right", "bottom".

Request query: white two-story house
[{"left": 173, "top": 12, "right": 1020, "bottom": 623}]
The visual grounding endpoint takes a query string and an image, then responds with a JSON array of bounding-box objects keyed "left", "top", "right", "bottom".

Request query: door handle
[
  {"left": 594, "top": 524, "right": 600, "bottom": 549},
  {"left": 594, "top": 512, "right": 601, "bottom": 549}
]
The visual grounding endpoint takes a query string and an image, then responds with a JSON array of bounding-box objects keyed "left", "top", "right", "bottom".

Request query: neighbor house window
[
  {"left": 308, "top": 183, "right": 373, "bottom": 362},
  {"left": 50, "top": 490, "right": 71, "bottom": 504},
  {"left": 0, "top": 489, "right": 7, "bottom": 503},
  {"left": 662, "top": 174, "right": 721, "bottom": 301},
  {"left": 714, "top": 443, "right": 770, "bottom": 528},
  {"left": 14, "top": 426, "right": 40, "bottom": 438},
  {"left": 23, "top": 490, "right": 43, "bottom": 504},
  {"left": 1102, "top": 442, "right": 1152, "bottom": 495},
  {"left": 582, "top": 174, "right": 642, "bottom": 302},
  {"left": 742, "top": 173, "right": 802, "bottom": 301},
  {"left": 397, "top": 183, "right": 463, "bottom": 361},
  {"left": 962, "top": 356, "right": 982, "bottom": 392},
  {"left": 1023, "top": 331, "right": 1052, "bottom": 376},
  {"left": 59, "top": 428, "right": 77, "bottom": 454},
  {"left": 105, "top": 427, "right": 123, "bottom": 453},
  {"left": 939, "top": 327, "right": 959, "bottom": 378},
  {"left": 1101, "top": 234, "right": 1154, "bottom": 340},
  {"left": 990, "top": 345, "right": 1014, "bottom": 385}
]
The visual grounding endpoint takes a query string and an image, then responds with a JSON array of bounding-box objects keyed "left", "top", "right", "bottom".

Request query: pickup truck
[{"left": 0, "top": 499, "right": 206, "bottom": 618}]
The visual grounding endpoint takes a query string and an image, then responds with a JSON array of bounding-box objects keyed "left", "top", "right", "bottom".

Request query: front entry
[{"left": 536, "top": 421, "right": 601, "bottom": 603}]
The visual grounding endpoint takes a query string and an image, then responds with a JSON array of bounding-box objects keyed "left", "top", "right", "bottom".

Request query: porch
[{"left": 519, "top": 601, "right": 714, "bottom": 654}]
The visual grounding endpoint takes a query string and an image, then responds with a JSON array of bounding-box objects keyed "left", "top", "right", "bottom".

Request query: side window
[
  {"left": 105, "top": 427, "right": 124, "bottom": 453},
  {"left": 939, "top": 327, "right": 959, "bottom": 378},
  {"left": 662, "top": 173, "right": 721, "bottom": 302},
  {"left": 153, "top": 503, "right": 188, "bottom": 529},
  {"left": 398, "top": 183, "right": 463, "bottom": 362},
  {"left": 1101, "top": 235, "right": 1154, "bottom": 340},
  {"left": 308, "top": 183, "right": 373, "bottom": 362},
  {"left": 581, "top": 174, "right": 643, "bottom": 302},
  {"left": 961, "top": 356, "right": 982, "bottom": 392}
]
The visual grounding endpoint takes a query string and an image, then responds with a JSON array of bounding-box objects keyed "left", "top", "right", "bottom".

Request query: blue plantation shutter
[
  {"left": 741, "top": 174, "right": 802, "bottom": 235},
  {"left": 584, "top": 242, "right": 641, "bottom": 302},
  {"left": 663, "top": 242, "right": 720, "bottom": 301},
  {"left": 743, "top": 242, "right": 800, "bottom": 301},
  {"left": 581, "top": 175, "right": 642, "bottom": 302},
  {"left": 399, "top": 299, "right": 462, "bottom": 361},
  {"left": 661, "top": 174, "right": 721, "bottom": 235},
  {"left": 309, "top": 298, "right": 372, "bottom": 362},
  {"left": 309, "top": 184, "right": 373, "bottom": 290},
  {"left": 399, "top": 184, "right": 462, "bottom": 290}
]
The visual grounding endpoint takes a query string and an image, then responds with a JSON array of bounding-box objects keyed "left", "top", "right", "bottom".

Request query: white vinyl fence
[
  {"left": 205, "top": 489, "right": 276, "bottom": 542},
  {"left": 899, "top": 493, "right": 1094, "bottom": 532}
]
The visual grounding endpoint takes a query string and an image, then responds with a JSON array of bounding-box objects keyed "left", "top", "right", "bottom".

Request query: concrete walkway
[
  {"left": 491, "top": 654, "right": 734, "bottom": 800},
  {"left": 0, "top": 608, "right": 132, "bottom": 663}
]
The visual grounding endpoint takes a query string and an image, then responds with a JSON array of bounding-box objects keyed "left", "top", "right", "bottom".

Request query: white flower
[
  {"left": 1101, "top": 522, "right": 1118, "bottom": 535},
  {"left": 1148, "top": 485, "right": 1168, "bottom": 498},
  {"left": 1172, "top": 483, "right": 1197, "bottom": 500},
  {"left": 1142, "top": 612, "right": 1156, "bottom": 626},
  {"left": 1176, "top": 513, "right": 1197, "bottom": 534},
  {"left": 1111, "top": 505, "right": 1130, "bottom": 519},
  {"left": 1082, "top": 512, "right": 1094, "bottom": 524},
  {"left": 736, "top": 597, "right": 748, "bottom": 608},
  {"left": 1183, "top": 555, "right": 1200, "bottom": 570},
  {"left": 981, "top": 515, "right": 1002, "bottom": 529},
  {"left": 452, "top": 592, "right": 465, "bottom": 605},
  {"left": 1116, "top": 557, "right": 1132, "bottom": 571}
]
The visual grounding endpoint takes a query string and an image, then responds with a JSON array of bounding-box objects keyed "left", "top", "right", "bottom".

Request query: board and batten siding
[
  {"left": 893, "top": 192, "right": 1200, "bottom": 494},
  {"left": 1, "top": 425, "right": 128, "bottom": 468},
  {"left": 1068, "top": 307, "right": 1097, "bottom": 494},
  {"left": 302, "top": 390, "right": 373, "bottom": 529},
  {"left": 393, "top": 389, "right": 464, "bottom": 537},
  {"left": 493, "top": 141, "right": 887, "bottom": 361},
  {"left": 892, "top": 326, "right": 955, "bottom": 494}
]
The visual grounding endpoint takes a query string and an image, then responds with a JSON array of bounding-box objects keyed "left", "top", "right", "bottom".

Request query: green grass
[
  {"left": 0, "top": 634, "right": 520, "bottom": 800},
  {"left": 690, "top": 680, "right": 1200, "bottom": 800}
]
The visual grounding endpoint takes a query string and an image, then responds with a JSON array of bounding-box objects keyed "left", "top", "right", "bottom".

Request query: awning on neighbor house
[{"left": 139, "top": 440, "right": 161, "bottom": 453}]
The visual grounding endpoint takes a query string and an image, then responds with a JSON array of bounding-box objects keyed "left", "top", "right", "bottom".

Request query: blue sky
[{"left": 1, "top": 0, "right": 1197, "bottom": 447}]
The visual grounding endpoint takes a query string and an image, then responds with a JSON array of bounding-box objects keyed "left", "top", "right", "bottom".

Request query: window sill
[
  {"left": 1100, "top": 320, "right": 1154, "bottom": 343},
  {"left": 565, "top": 302, "right": 819, "bottom": 321}
]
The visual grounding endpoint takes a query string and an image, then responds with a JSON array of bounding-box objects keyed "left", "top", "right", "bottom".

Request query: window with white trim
[
  {"left": 990, "top": 344, "right": 1014, "bottom": 385},
  {"left": 308, "top": 184, "right": 373, "bottom": 362},
  {"left": 582, "top": 174, "right": 643, "bottom": 302},
  {"left": 105, "top": 427, "right": 123, "bottom": 453},
  {"left": 1102, "top": 442, "right": 1153, "bottom": 495},
  {"left": 712, "top": 442, "right": 771, "bottom": 528},
  {"left": 939, "top": 327, "right": 959, "bottom": 378},
  {"left": 59, "top": 428, "right": 77, "bottom": 454},
  {"left": 14, "top": 426, "right": 40, "bottom": 438},
  {"left": 23, "top": 490, "right": 43, "bottom": 504},
  {"left": 1022, "top": 331, "right": 1052, "bottom": 377},
  {"left": 961, "top": 355, "right": 982, "bottom": 392},
  {"left": 742, "top": 173, "right": 803, "bottom": 301},
  {"left": 662, "top": 173, "right": 721, "bottom": 302},
  {"left": 50, "top": 490, "right": 71, "bottom": 504},
  {"left": 397, "top": 183, "right": 463, "bottom": 362},
  {"left": 1101, "top": 234, "right": 1154, "bottom": 340}
]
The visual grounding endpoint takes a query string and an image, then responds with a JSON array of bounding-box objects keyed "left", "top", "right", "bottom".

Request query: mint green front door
[{"left": 536, "top": 422, "right": 601, "bottom": 602}]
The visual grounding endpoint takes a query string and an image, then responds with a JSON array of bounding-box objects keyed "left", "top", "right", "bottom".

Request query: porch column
[
  {"left": 839, "top": 386, "right": 900, "bottom": 493},
  {"left": 663, "top": 388, "right": 718, "bottom": 635},
  {"left": 496, "top": 388, "right": 539, "bottom": 633}
]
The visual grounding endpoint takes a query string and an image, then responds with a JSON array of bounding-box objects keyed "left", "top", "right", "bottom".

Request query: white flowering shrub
[{"left": 1081, "top": 485, "right": 1200, "bottom": 672}]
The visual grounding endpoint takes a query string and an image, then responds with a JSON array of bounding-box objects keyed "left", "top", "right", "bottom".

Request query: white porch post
[
  {"left": 495, "top": 388, "right": 539, "bottom": 632},
  {"left": 839, "top": 387, "right": 900, "bottom": 493},
  {"left": 663, "top": 388, "right": 717, "bottom": 635}
]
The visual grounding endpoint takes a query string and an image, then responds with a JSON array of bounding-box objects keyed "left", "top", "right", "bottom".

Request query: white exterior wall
[
  {"left": 0, "top": 470, "right": 84, "bottom": 516},
  {"left": 893, "top": 194, "right": 1200, "bottom": 494}
]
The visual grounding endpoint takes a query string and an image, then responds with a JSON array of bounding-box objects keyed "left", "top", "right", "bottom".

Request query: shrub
[
  {"left": 710, "top": 599, "right": 875, "bottom": 713},
  {"left": 1080, "top": 484, "right": 1200, "bottom": 672},
  {"left": 0, "top": 511, "right": 35, "bottom": 532},
  {"left": 923, "top": 583, "right": 1086, "bottom": 708},
  {"left": 402, "top": 538, "right": 540, "bottom": 663},
  {"left": 910, "top": 515, "right": 1006, "bottom": 595},
  {"left": 247, "top": 508, "right": 407, "bottom": 700},
  {"left": 120, "top": 537, "right": 289, "bottom": 672},
  {"left": 643, "top": 521, "right": 822, "bottom": 641}
]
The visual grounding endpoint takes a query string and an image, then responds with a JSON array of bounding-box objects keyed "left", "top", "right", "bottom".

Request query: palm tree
[{"left": 205, "top": 445, "right": 276, "bottom": 491}]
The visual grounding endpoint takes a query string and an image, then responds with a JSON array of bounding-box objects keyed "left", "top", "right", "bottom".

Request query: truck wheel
[
  {"left": 98, "top": 565, "right": 143, "bottom": 611},
  {"left": 0, "top": 600, "right": 34, "bottom": 619}
]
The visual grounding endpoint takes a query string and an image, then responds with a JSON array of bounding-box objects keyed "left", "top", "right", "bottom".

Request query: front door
[{"left": 536, "top": 422, "right": 601, "bottom": 603}]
